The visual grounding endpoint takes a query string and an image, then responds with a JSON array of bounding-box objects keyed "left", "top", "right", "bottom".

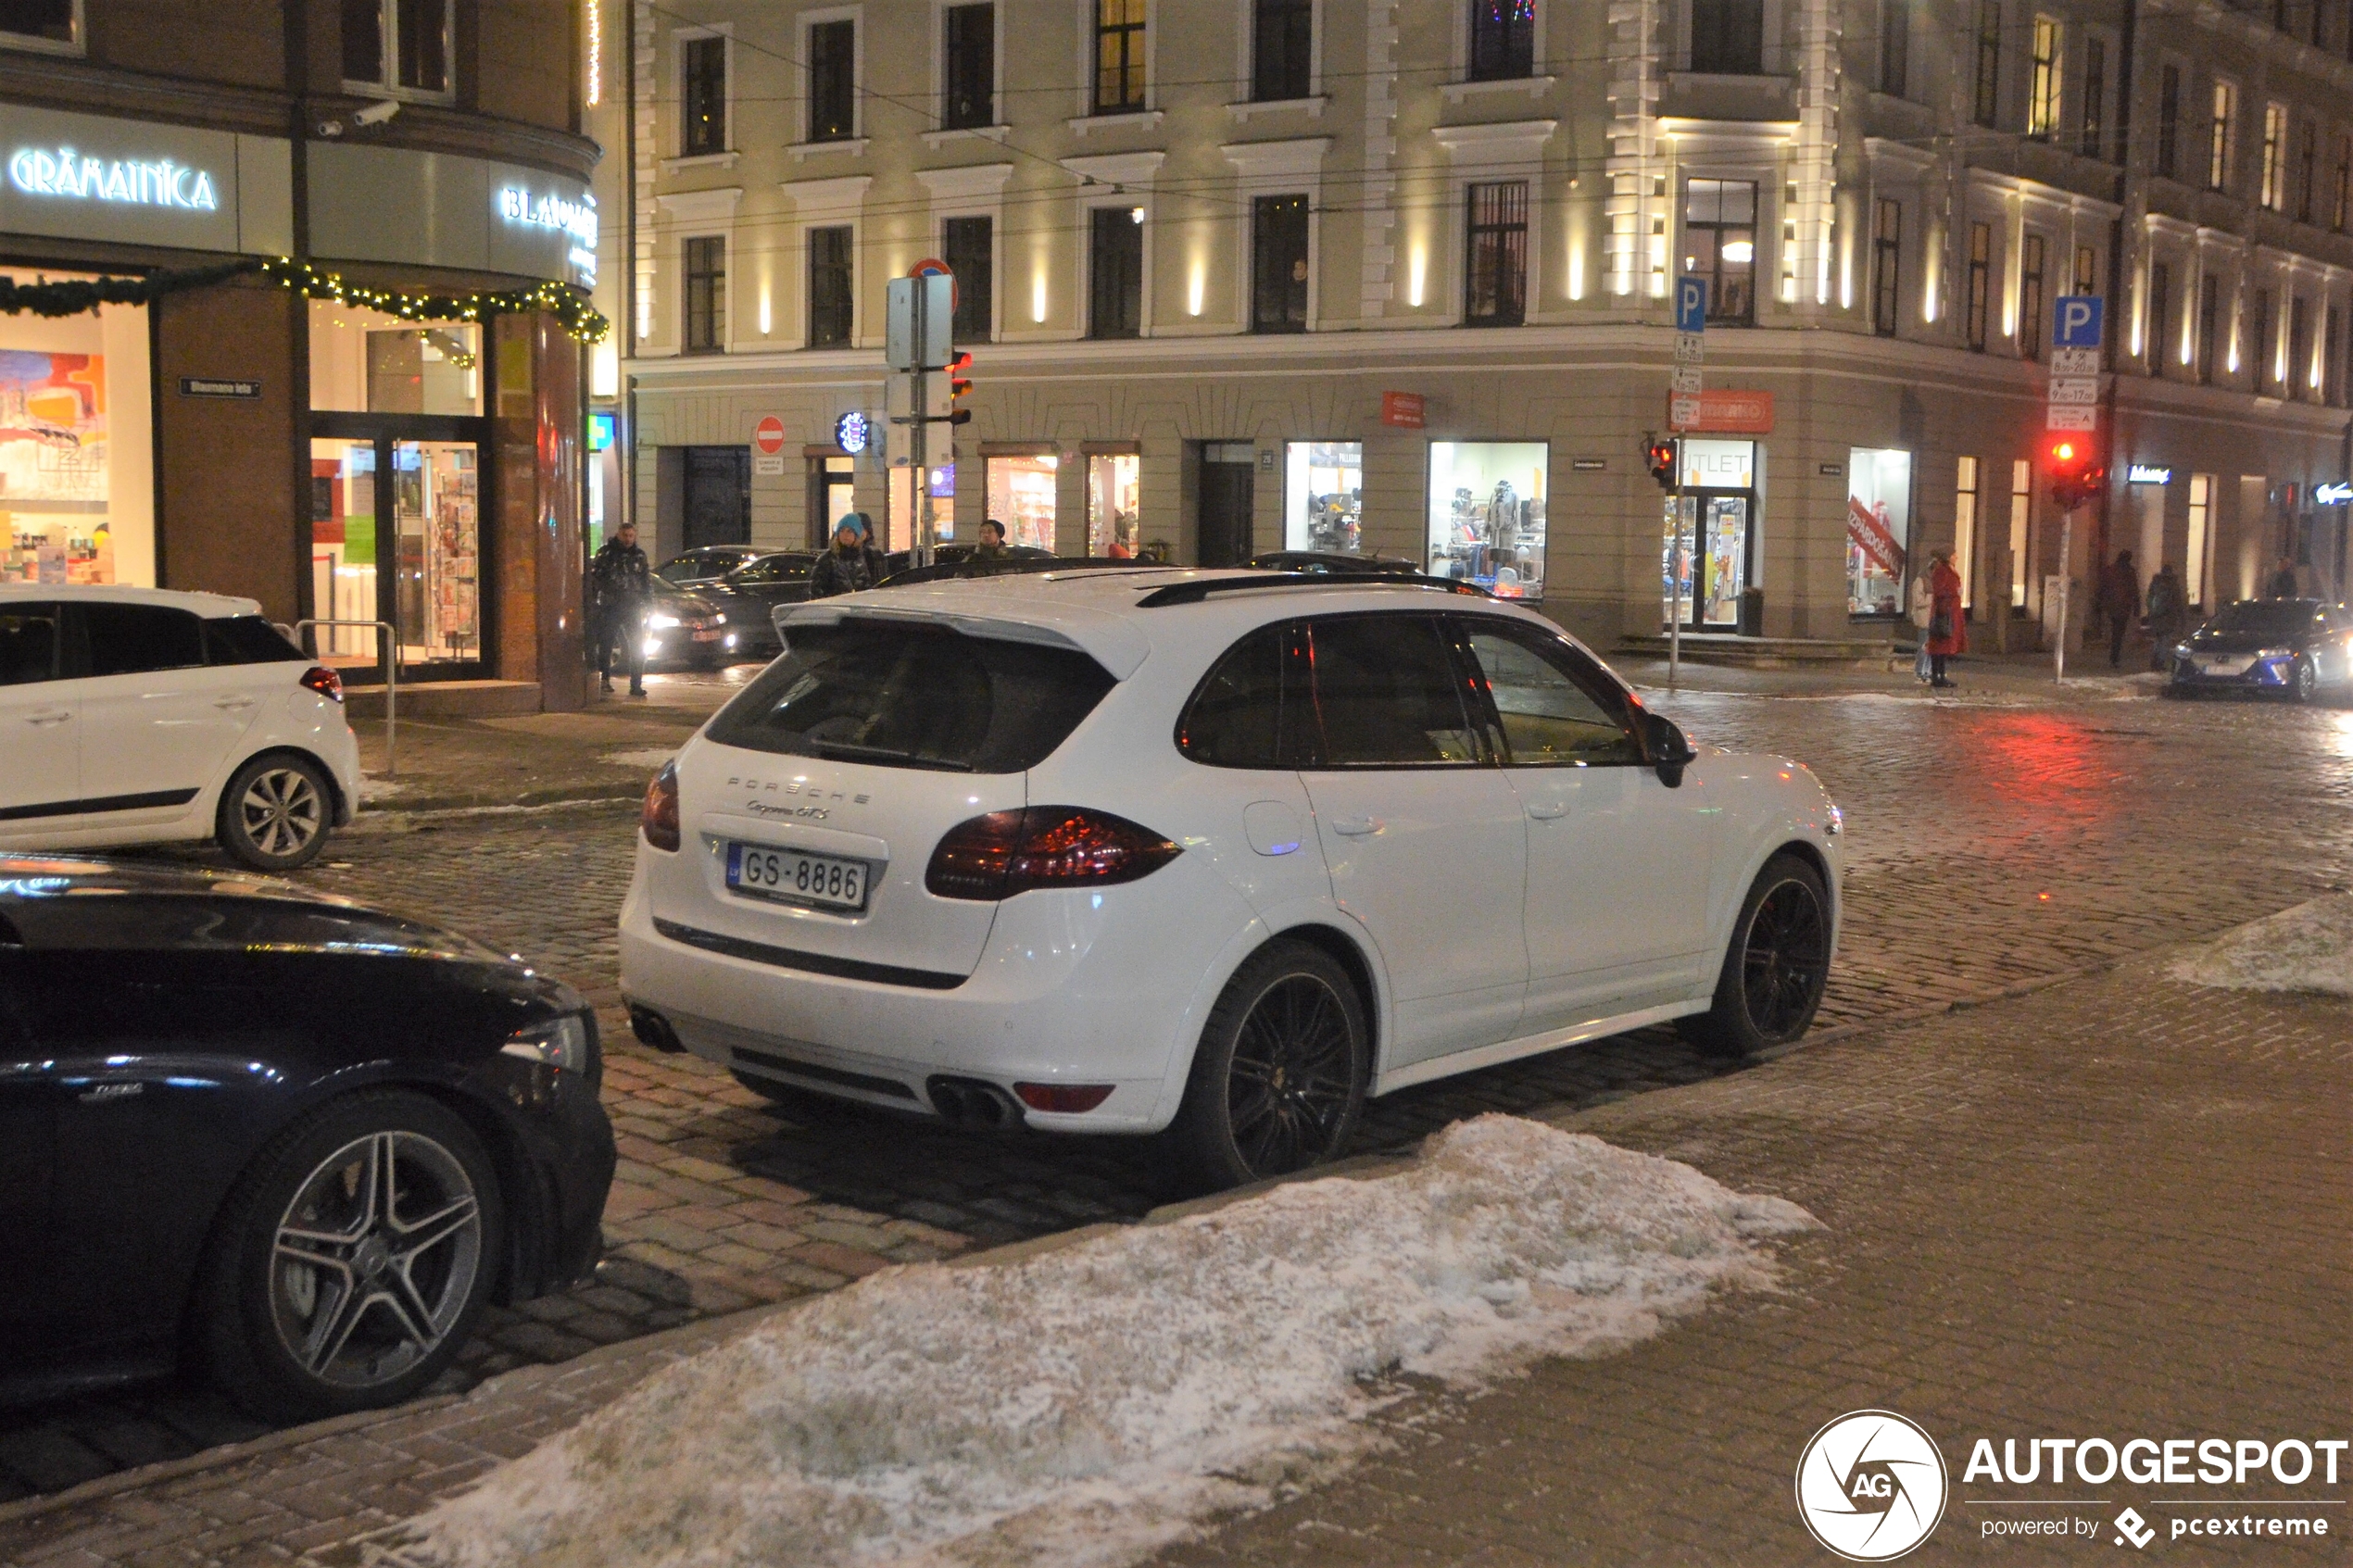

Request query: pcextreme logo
[{"left": 1795, "top": 1411, "right": 1951, "bottom": 1562}]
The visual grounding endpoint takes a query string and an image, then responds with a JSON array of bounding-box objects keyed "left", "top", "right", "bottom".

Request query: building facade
[
  {"left": 2, "top": 0, "right": 598, "bottom": 707},
  {"left": 595, "top": 0, "right": 2353, "bottom": 650}
]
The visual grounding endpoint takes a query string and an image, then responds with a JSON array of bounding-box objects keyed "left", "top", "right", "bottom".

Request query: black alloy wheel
[
  {"left": 1680, "top": 853, "right": 1832, "bottom": 1060},
  {"left": 1171, "top": 940, "right": 1368, "bottom": 1192}
]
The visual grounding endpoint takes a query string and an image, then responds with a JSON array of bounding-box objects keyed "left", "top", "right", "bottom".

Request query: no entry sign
[{"left": 753, "top": 416, "right": 786, "bottom": 455}]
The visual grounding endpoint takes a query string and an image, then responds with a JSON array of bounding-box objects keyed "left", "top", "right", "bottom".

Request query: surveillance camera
[
  {"left": 353, "top": 99, "right": 401, "bottom": 127},
  {"left": 317, "top": 119, "right": 345, "bottom": 137}
]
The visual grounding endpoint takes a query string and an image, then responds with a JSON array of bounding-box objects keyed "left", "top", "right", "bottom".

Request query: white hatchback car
[
  {"left": 0, "top": 586, "right": 361, "bottom": 871},
  {"left": 620, "top": 571, "right": 1843, "bottom": 1188}
]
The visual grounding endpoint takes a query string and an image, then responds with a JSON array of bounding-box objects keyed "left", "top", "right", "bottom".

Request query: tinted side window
[
  {"left": 0, "top": 604, "right": 59, "bottom": 685},
  {"left": 79, "top": 603, "right": 205, "bottom": 678},
  {"left": 204, "top": 616, "right": 306, "bottom": 665},
  {"left": 1462, "top": 620, "right": 1643, "bottom": 766},
  {"left": 1178, "top": 622, "right": 1314, "bottom": 768},
  {"left": 1304, "top": 614, "right": 1480, "bottom": 766}
]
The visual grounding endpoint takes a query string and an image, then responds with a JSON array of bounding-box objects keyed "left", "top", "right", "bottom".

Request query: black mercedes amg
[{"left": 0, "top": 859, "right": 614, "bottom": 1420}]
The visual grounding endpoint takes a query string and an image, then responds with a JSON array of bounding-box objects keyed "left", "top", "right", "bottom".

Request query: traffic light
[
  {"left": 2044, "top": 436, "right": 2106, "bottom": 510},
  {"left": 1644, "top": 433, "right": 1678, "bottom": 491},
  {"left": 946, "top": 351, "right": 974, "bottom": 426}
]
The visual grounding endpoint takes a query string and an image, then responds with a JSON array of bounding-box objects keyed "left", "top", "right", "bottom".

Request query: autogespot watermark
[{"left": 1797, "top": 1413, "right": 2346, "bottom": 1555}]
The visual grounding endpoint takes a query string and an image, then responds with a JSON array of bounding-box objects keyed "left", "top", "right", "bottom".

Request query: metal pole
[
  {"left": 295, "top": 619, "right": 397, "bottom": 777},
  {"left": 1668, "top": 495, "right": 1685, "bottom": 690},
  {"left": 2055, "top": 508, "right": 2073, "bottom": 684}
]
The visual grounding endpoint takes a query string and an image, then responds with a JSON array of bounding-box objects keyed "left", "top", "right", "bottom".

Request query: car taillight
[
  {"left": 1013, "top": 1082, "right": 1115, "bottom": 1114},
  {"left": 299, "top": 666, "right": 344, "bottom": 702},
  {"left": 925, "top": 807, "right": 1179, "bottom": 900},
  {"left": 642, "top": 761, "right": 680, "bottom": 851}
]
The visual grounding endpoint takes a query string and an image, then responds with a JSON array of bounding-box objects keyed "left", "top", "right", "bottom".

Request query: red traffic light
[
  {"left": 2044, "top": 436, "right": 2105, "bottom": 510},
  {"left": 947, "top": 351, "right": 974, "bottom": 426},
  {"left": 1643, "top": 435, "right": 1678, "bottom": 491}
]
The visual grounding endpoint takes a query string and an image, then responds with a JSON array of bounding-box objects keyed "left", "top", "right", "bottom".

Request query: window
[
  {"left": 2158, "top": 65, "right": 2181, "bottom": 178},
  {"left": 1954, "top": 457, "right": 1980, "bottom": 610},
  {"left": 1087, "top": 452, "right": 1140, "bottom": 556},
  {"left": 1094, "top": 0, "right": 1147, "bottom": 113},
  {"left": 2330, "top": 305, "right": 2345, "bottom": 404},
  {"left": 0, "top": 603, "right": 58, "bottom": 684},
  {"left": 808, "top": 19, "right": 857, "bottom": 142},
  {"left": 1462, "top": 621, "right": 1643, "bottom": 767},
  {"left": 1692, "top": 0, "right": 1764, "bottom": 74},
  {"left": 2209, "top": 81, "right": 2236, "bottom": 192},
  {"left": 1427, "top": 442, "right": 1547, "bottom": 596},
  {"left": 1177, "top": 623, "right": 1315, "bottom": 769},
  {"left": 344, "top": 0, "right": 450, "bottom": 94},
  {"left": 0, "top": 0, "right": 73, "bottom": 49},
  {"left": 1847, "top": 448, "right": 1914, "bottom": 617},
  {"left": 1871, "top": 198, "right": 1901, "bottom": 336},
  {"left": 943, "top": 4, "right": 994, "bottom": 130},
  {"left": 807, "top": 226, "right": 852, "bottom": 348},
  {"left": 684, "top": 235, "right": 726, "bottom": 353},
  {"left": 2073, "top": 244, "right": 2097, "bottom": 296},
  {"left": 2146, "top": 261, "right": 2171, "bottom": 371},
  {"left": 2260, "top": 102, "right": 2287, "bottom": 209},
  {"left": 2299, "top": 118, "right": 2319, "bottom": 222},
  {"left": 2291, "top": 295, "right": 2312, "bottom": 397},
  {"left": 1881, "top": 0, "right": 1910, "bottom": 96},
  {"left": 1966, "top": 220, "right": 1991, "bottom": 351},
  {"left": 204, "top": 617, "right": 306, "bottom": 666},
  {"left": 1254, "top": 0, "right": 1313, "bottom": 101},
  {"left": 1974, "top": 1, "right": 2002, "bottom": 126},
  {"left": 2020, "top": 232, "right": 2045, "bottom": 359},
  {"left": 944, "top": 216, "right": 993, "bottom": 342},
  {"left": 1465, "top": 181, "right": 1529, "bottom": 327},
  {"left": 1469, "top": 0, "right": 1536, "bottom": 82},
  {"left": 680, "top": 33, "right": 726, "bottom": 155},
  {"left": 2198, "top": 273, "right": 2219, "bottom": 383},
  {"left": 2335, "top": 132, "right": 2351, "bottom": 229},
  {"left": 1300, "top": 615, "right": 1478, "bottom": 768},
  {"left": 1251, "top": 194, "right": 1311, "bottom": 332},
  {"left": 81, "top": 602, "right": 204, "bottom": 678},
  {"left": 1088, "top": 206, "right": 1143, "bottom": 338},
  {"left": 1684, "top": 179, "right": 1756, "bottom": 324},
  {"left": 2080, "top": 34, "right": 2105, "bottom": 157},
  {"left": 2253, "top": 286, "right": 2272, "bottom": 389},
  {"left": 1284, "top": 442, "right": 1364, "bottom": 552},
  {"left": 2028, "top": 17, "right": 2061, "bottom": 139},
  {"left": 985, "top": 454, "right": 1058, "bottom": 549},
  {"left": 2008, "top": 458, "right": 2031, "bottom": 610},
  {"left": 2186, "top": 473, "right": 2212, "bottom": 606}
]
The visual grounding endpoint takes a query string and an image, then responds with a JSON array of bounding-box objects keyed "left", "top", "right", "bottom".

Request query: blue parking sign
[
  {"left": 1676, "top": 275, "right": 1708, "bottom": 332},
  {"left": 2053, "top": 295, "right": 2104, "bottom": 348}
]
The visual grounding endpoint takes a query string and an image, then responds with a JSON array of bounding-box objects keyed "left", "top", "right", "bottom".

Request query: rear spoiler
[{"left": 773, "top": 602, "right": 1151, "bottom": 679}]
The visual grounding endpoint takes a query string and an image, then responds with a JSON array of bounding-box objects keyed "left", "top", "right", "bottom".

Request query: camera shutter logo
[{"left": 1794, "top": 1411, "right": 1948, "bottom": 1561}]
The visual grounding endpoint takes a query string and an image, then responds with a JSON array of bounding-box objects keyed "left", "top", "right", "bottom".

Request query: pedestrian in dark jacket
[
  {"left": 971, "top": 519, "right": 1010, "bottom": 560},
  {"left": 809, "top": 519, "right": 880, "bottom": 597},
  {"left": 2096, "top": 549, "right": 2141, "bottom": 669},
  {"left": 589, "top": 522, "right": 652, "bottom": 696},
  {"left": 2265, "top": 556, "right": 2302, "bottom": 597},
  {"left": 2145, "top": 562, "right": 2188, "bottom": 670}
]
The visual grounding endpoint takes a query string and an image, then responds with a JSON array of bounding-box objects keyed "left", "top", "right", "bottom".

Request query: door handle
[
  {"left": 1526, "top": 801, "right": 1569, "bottom": 821},
  {"left": 25, "top": 709, "right": 71, "bottom": 726},
  {"left": 1331, "top": 815, "right": 1383, "bottom": 836}
]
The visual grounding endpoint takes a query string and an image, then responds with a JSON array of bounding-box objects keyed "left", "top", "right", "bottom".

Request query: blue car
[{"left": 2167, "top": 598, "right": 2353, "bottom": 702}]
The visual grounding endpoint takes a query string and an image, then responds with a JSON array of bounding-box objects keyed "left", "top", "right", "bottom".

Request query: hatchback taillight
[
  {"left": 925, "top": 807, "right": 1180, "bottom": 900},
  {"left": 300, "top": 665, "right": 344, "bottom": 703},
  {"left": 642, "top": 761, "right": 680, "bottom": 851}
]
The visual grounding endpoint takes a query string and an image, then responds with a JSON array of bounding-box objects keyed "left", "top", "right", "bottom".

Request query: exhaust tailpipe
[
  {"left": 925, "top": 1075, "right": 1026, "bottom": 1128},
  {"left": 629, "top": 1005, "right": 686, "bottom": 1054}
]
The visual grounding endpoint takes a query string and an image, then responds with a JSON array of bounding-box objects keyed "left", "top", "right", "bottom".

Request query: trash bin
[{"left": 1738, "top": 587, "right": 1765, "bottom": 637}]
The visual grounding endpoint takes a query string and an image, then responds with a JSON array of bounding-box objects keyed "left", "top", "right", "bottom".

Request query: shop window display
[
  {"left": 1088, "top": 452, "right": 1139, "bottom": 556},
  {"left": 986, "top": 453, "right": 1058, "bottom": 551},
  {"left": 1662, "top": 439, "right": 1755, "bottom": 631},
  {"left": 308, "top": 299, "right": 482, "bottom": 415},
  {"left": 1283, "top": 441, "right": 1363, "bottom": 554},
  {"left": 1426, "top": 442, "right": 1546, "bottom": 598},
  {"left": 0, "top": 280, "right": 152, "bottom": 587},
  {"left": 1845, "top": 446, "right": 1913, "bottom": 616}
]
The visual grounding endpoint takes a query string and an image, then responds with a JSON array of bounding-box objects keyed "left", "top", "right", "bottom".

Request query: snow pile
[
  {"left": 2169, "top": 893, "right": 2353, "bottom": 997},
  {"left": 416, "top": 1116, "right": 1815, "bottom": 1568}
]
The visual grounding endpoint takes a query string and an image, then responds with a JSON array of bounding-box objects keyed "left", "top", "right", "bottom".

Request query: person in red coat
[{"left": 1925, "top": 547, "right": 1966, "bottom": 689}]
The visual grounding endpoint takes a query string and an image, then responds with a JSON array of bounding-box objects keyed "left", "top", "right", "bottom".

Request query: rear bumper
[{"left": 618, "top": 848, "right": 1253, "bottom": 1134}]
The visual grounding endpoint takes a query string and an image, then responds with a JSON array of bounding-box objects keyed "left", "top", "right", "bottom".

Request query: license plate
[
  {"left": 725, "top": 842, "right": 870, "bottom": 911},
  {"left": 692, "top": 628, "right": 723, "bottom": 641},
  {"left": 2197, "top": 656, "right": 2251, "bottom": 675}
]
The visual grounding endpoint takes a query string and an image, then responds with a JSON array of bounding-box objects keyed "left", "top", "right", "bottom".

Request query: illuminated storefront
[
  {"left": 0, "top": 281, "right": 151, "bottom": 587},
  {"left": 1663, "top": 439, "right": 1757, "bottom": 630},
  {"left": 1427, "top": 441, "right": 1546, "bottom": 597},
  {"left": 985, "top": 449, "right": 1059, "bottom": 550},
  {"left": 1284, "top": 441, "right": 1363, "bottom": 554},
  {"left": 1088, "top": 448, "right": 1139, "bottom": 556},
  {"left": 1846, "top": 447, "right": 1914, "bottom": 617}
]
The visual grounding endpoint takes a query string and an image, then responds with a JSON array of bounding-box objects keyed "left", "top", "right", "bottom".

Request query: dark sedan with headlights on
[
  {"left": 2165, "top": 598, "right": 2353, "bottom": 702},
  {"left": 0, "top": 859, "right": 614, "bottom": 1419},
  {"left": 640, "top": 578, "right": 740, "bottom": 669}
]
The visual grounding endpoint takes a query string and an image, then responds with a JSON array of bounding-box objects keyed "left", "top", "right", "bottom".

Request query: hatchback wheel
[
  {"left": 1170, "top": 940, "right": 1367, "bottom": 1192},
  {"left": 197, "top": 1092, "right": 502, "bottom": 1421},
  {"left": 219, "top": 753, "right": 333, "bottom": 871},
  {"left": 1678, "top": 853, "right": 1832, "bottom": 1060}
]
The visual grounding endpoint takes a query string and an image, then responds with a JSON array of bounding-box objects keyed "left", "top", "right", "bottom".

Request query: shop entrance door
[
  {"left": 1661, "top": 491, "right": 1754, "bottom": 631},
  {"left": 310, "top": 415, "right": 487, "bottom": 679},
  {"left": 1197, "top": 443, "right": 1255, "bottom": 566},
  {"left": 684, "top": 446, "right": 750, "bottom": 550}
]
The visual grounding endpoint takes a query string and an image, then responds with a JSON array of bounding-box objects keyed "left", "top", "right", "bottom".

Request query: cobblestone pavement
[{"left": 1, "top": 671, "right": 2348, "bottom": 1537}]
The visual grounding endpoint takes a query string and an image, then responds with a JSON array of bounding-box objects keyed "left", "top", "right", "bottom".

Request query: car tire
[
  {"left": 1167, "top": 939, "right": 1368, "bottom": 1193},
  {"left": 1676, "top": 852, "right": 1833, "bottom": 1060},
  {"left": 217, "top": 752, "right": 334, "bottom": 872},
  {"left": 2292, "top": 658, "right": 2321, "bottom": 704},
  {"left": 195, "top": 1090, "right": 504, "bottom": 1423}
]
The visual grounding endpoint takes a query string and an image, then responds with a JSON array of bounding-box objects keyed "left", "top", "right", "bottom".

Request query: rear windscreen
[
  {"left": 205, "top": 616, "right": 308, "bottom": 665},
  {"left": 706, "top": 619, "right": 1115, "bottom": 773}
]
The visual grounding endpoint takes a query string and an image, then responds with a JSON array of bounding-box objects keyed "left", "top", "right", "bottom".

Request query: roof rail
[{"left": 1134, "top": 572, "right": 1493, "bottom": 608}]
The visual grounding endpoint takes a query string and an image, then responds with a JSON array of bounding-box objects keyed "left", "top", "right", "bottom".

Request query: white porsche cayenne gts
[{"left": 620, "top": 571, "right": 1843, "bottom": 1190}]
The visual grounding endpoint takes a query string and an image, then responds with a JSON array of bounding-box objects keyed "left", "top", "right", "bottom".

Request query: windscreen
[
  {"left": 2212, "top": 601, "right": 2317, "bottom": 634},
  {"left": 205, "top": 616, "right": 308, "bottom": 665},
  {"left": 706, "top": 619, "right": 1115, "bottom": 773}
]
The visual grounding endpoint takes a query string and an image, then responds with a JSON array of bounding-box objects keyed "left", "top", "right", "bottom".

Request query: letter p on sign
[
  {"left": 1676, "top": 276, "right": 1709, "bottom": 333},
  {"left": 2054, "top": 295, "right": 2104, "bottom": 349}
]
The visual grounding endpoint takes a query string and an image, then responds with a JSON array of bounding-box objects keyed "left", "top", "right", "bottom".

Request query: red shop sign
[
  {"left": 1667, "top": 389, "right": 1775, "bottom": 434},
  {"left": 1380, "top": 391, "right": 1426, "bottom": 429}
]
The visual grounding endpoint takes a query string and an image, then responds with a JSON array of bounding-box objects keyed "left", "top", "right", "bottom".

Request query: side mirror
[{"left": 1642, "top": 712, "right": 1697, "bottom": 788}]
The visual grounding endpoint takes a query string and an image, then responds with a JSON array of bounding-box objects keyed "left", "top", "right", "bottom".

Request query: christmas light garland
[{"left": 0, "top": 257, "right": 610, "bottom": 343}]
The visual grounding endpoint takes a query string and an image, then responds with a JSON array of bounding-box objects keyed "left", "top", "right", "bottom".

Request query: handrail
[{"left": 294, "top": 619, "right": 398, "bottom": 779}]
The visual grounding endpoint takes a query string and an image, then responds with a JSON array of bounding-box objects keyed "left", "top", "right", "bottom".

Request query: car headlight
[
  {"left": 648, "top": 612, "right": 682, "bottom": 630},
  {"left": 711, "top": 613, "right": 727, "bottom": 625},
  {"left": 503, "top": 1013, "right": 592, "bottom": 1073},
  {"left": 2255, "top": 647, "right": 2294, "bottom": 660}
]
